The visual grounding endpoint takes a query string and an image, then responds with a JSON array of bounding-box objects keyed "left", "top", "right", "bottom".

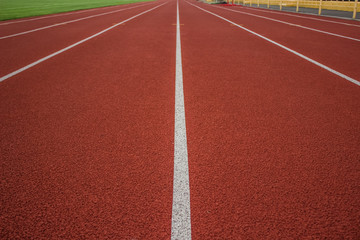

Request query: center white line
[{"left": 171, "top": 0, "right": 192, "bottom": 239}]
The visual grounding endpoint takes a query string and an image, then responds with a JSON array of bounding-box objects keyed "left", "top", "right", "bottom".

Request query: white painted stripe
[
  {"left": 187, "top": 1, "right": 360, "bottom": 87},
  {"left": 0, "top": 2, "right": 148, "bottom": 26},
  {"left": 0, "top": 3, "right": 166, "bottom": 82},
  {"left": 0, "top": 5, "right": 118, "bottom": 26},
  {"left": 242, "top": 6, "right": 360, "bottom": 27},
  {"left": 0, "top": 2, "right": 153, "bottom": 39},
  {"left": 171, "top": 1, "right": 192, "bottom": 239},
  {"left": 4, "top": 1, "right": 120, "bottom": 10},
  {"left": 214, "top": 5, "right": 360, "bottom": 42}
]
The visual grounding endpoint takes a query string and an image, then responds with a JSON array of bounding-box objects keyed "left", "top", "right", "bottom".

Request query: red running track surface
[
  {"left": 1, "top": 0, "right": 175, "bottom": 238},
  {"left": 0, "top": 3, "right": 159, "bottom": 76},
  {"left": 1, "top": 0, "right": 360, "bottom": 238},
  {"left": 181, "top": 0, "right": 360, "bottom": 238},
  {"left": 0, "top": 1, "right": 154, "bottom": 37},
  {"left": 191, "top": 2, "right": 360, "bottom": 80},
  {"left": 223, "top": 5, "right": 360, "bottom": 39}
]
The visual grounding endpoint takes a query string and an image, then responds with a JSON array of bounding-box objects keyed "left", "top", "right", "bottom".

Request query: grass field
[{"left": 0, "top": 0, "right": 154, "bottom": 21}]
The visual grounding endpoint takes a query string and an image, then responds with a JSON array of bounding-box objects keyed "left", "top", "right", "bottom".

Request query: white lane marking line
[
  {"left": 214, "top": 5, "right": 360, "bottom": 42},
  {"left": 0, "top": 3, "right": 166, "bottom": 83},
  {"left": 0, "top": 6, "right": 116, "bottom": 26},
  {"left": 3, "top": 1, "right": 121, "bottom": 9},
  {"left": 0, "top": 2, "right": 153, "bottom": 39},
  {"left": 0, "top": 2, "right": 148, "bottom": 26},
  {"left": 187, "top": 1, "right": 360, "bottom": 87},
  {"left": 171, "top": 0, "right": 192, "bottom": 239},
  {"left": 241, "top": 6, "right": 360, "bottom": 27}
]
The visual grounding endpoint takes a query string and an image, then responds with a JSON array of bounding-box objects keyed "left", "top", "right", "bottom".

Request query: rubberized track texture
[
  {"left": 0, "top": 2, "right": 156, "bottom": 40},
  {"left": 212, "top": 5, "right": 360, "bottom": 40},
  {"left": 0, "top": 2, "right": 159, "bottom": 77},
  {"left": 181, "top": 0, "right": 359, "bottom": 238},
  {"left": 1, "top": 0, "right": 360, "bottom": 238},
  {"left": 1, "top": 1, "right": 175, "bottom": 238}
]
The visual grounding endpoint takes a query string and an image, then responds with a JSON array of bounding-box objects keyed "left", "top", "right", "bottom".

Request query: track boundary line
[
  {"left": 4, "top": 1, "right": 119, "bottom": 10},
  {"left": 187, "top": 1, "right": 360, "bottom": 87},
  {"left": 0, "top": 2, "right": 166, "bottom": 83},
  {"left": 0, "top": 2, "right": 154, "bottom": 39},
  {"left": 213, "top": 5, "right": 360, "bottom": 42},
  {"left": 0, "top": 1, "right": 150, "bottom": 26},
  {"left": 241, "top": 6, "right": 360, "bottom": 27},
  {"left": 171, "top": 0, "right": 192, "bottom": 239}
]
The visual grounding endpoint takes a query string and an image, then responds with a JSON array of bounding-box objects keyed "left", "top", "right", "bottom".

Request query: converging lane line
[
  {"left": 242, "top": 6, "right": 360, "bottom": 27},
  {"left": 0, "top": 2, "right": 167, "bottom": 82},
  {"left": 213, "top": 5, "right": 360, "bottom": 42},
  {"left": 0, "top": 2, "right": 154, "bottom": 39},
  {"left": 0, "top": 2, "right": 148, "bottom": 26},
  {"left": 171, "top": 0, "right": 192, "bottom": 239},
  {"left": 187, "top": 1, "right": 360, "bottom": 87},
  {"left": 0, "top": 8, "right": 105, "bottom": 26}
]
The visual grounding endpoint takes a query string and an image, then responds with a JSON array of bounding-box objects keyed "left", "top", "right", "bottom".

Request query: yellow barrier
[{"left": 231, "top": 0, "right": 359, "bottom": 18}]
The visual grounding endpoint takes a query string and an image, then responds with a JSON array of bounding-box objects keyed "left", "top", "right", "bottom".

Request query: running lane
[
  {"left": 216, "top": 5, "right": 360, "bottom": 39},
  {"left": 240, "top": 5, "right": 360, "bottom": 27},
  {"left": 0, "top": 1, "right": 155, "bottom": 36},
  {"left": 0, "top": 2, "right": 161, "bottom": 77},
  {"left": 180, "top": 0, "right": 360, "bottom": 238},
  {"left": 1, "top": 1, "right": 176, "bottom": 238},
  {"left": 188, "top": 0, "right": 360, "bottom": 80}
]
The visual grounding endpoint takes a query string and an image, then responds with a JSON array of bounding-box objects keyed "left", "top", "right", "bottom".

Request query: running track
[{"left": 1, "top": 0, "right": 359, "bottom": 239}]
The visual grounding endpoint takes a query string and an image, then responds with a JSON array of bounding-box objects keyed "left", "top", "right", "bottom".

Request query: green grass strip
[{"left": 0, "top": 0, "right": 154, "bottom": 21}]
